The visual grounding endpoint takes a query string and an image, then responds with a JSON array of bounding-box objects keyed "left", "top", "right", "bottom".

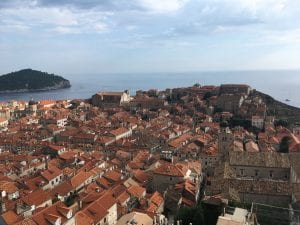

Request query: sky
[{"left": 1, "top": 0, "right": 300, "bottom": 75}]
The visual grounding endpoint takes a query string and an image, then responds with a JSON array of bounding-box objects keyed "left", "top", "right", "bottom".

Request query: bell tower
[{"left": 218, "top": 125, "right": 234, "bottom": 159}]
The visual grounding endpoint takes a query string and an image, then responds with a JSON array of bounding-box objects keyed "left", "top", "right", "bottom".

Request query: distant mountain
[{"left": 0, "top": 69, "right": 71, "bottom": 93}]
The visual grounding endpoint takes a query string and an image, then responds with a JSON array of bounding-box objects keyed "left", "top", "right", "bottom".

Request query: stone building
[
  {"left": 217, "top": 94, "right": 245, "bottom": 114},
  {"left": 218, "top": 127, "right": 234, "bottom": 159},
  {"left": 251, "top": 116, "right": 264, "bottom": 129},
  {"left": 206, "top": 151, "right": 300, "bottom": 206},
  {"left": 219, "top": 84, "right": 251, "bottom": 95},
  {"left": 92, "top": 90, "right": 130, "bottom": 107},
  {"left": 229, "top": 151, "right": 291, "bottom": 181},
  {"left": 152, "top": 163, "right": 189, "bottom": 193}
]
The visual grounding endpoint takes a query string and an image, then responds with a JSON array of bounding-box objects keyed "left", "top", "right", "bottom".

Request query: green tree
[
  {"left": 274, "top": 119, "right": 289, "bottom": 128},
  {"left": 203, "top": 92, "right": 213, "bottom": 100},
  {"left": 175, "top": 207, "right": 196, "bottom": 225},
  {"left": 228, "top": 116, "right": 251, "bottom": 129},
  {"left": 192, "top": 204, "right": 205, "bottom": 225},
  {"left": 175, "top": 205, "right": 205, "bottom": 225},
  {"left": 202, "top": 202, "right": 223, "bottom": 225},
  {"left": 279, "top": 136, "right": 291, "bottom": 153}
]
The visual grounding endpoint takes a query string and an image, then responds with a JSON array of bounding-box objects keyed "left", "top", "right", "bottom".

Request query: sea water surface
[{"left": 0, "top": 70, "right": 300, "bottom": 108}]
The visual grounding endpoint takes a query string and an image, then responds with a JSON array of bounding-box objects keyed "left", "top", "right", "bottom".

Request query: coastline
[
  {"left": 0, "top": 84, "right": 71, "bottom": 94},
  {"left": 0, "top": 71, "right": 299, "bottom": 108}
]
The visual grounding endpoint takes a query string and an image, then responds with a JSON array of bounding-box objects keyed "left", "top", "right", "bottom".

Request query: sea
[{"left": 0, "top": 70, "right": 300, "bottom": 108}]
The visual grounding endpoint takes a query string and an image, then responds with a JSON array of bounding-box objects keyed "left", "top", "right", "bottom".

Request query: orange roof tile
[
  {"left": 127, "top": 185, "right": 146, "bottom": 199},
  {"left": 75, "top": 211, "right": 94, "bottom": 225},
  {"left": 110, "top": 127, "right": 129, "bottom": 137},
  {"left": 154, "top": 163, "right": 186, "bottom": 177},
  {"left": 1, "top": 210, "right": 21, "bottom": 225},
  {"left": 104, "top": 170, "right": 122, "bottom": 182},
  {"left": 32, "top": 201, "right": 72, "bottom": 225},
  {"left": 21, "top": 189, "right": 50, "bottom": 207},
  {"left": 149, "top": 192, "right": 164, "bottom": 207},
  {"left": 70, "top": 171, "right": 93, "bottom": 189}
]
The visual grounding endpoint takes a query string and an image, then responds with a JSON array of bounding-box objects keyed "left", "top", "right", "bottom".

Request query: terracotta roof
[
  {"left": 147, "top": 203, "right": 158, "bottom": 213},
  {"left": 15, "top": 218, "right": 37, "bottom": 225},
  {"left": 32, "top": 201, "right": 72, "bottom": 225},
  {"left": 154, "top": 163, "right": 187, "bottom": 177},
  {"left": 116, "top": 212, "right": 153, "bottom": 225},
  {"left": 21, "top": 189, "right": 50, "bottom": 207},
  {"left": 110, "top": 127, "right": 130, "bottom": 137},
  {"left": 70, "top": 171, "right": 93, "bottom": 189},
  {"left": 1, "top": 210, "right": 21, "bottom": 225},
  {"left": 96, "top": 177, "right": 112, "bottom": 189},
  {"left": 149, "top": 191, "right": 164, "bottom": 207},
  {"left": 82, "top": 202, "right": 108, "bottom": 224},
  {"left": 48, "top": 144, "right": 64, "bottom": 152},
  {"left": 104, "top": 170, "right": 122, "bottom": 182},
  {"left": 49, "top": 181, "right": 73, "bottom": 198},
  {"left": 245, "top": 141, "right": 260, "bottom": 152},
  {"left": 59, "top": 151, "right": 77, "bottom": 160},
  {"left": 127, "top": 185, "right": 146, "bottom": 199},
  {"left": 0, "top": 181, "right": 18, "bottom": 193},
  {"left": 96, "top": 191, "right": 117, "bottom": 210},
  {"left": 175, "top": 180, "right": 197, "bottom": 196},
  {"left": 181, "top": 197, "right": 195, "bottom": 207},
  {"left": 75, "top": 211, "right": 94, "bottom": 225},
  {"left": 41, "top": 165, "right": 62, "bottom": 182},
  {"left": 79, "top": 191, "right": 116, "bottom": 224},
  {"left": 0, "top": 118, "right": 8, "bottom": 123},
  {"left": 117, "top": 191, "right": 130, "bottom": 204},
  {"left": 133, "top": 170, "right": 151, "bottom": 185}
]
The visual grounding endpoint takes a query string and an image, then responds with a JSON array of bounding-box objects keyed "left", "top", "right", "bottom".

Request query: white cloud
[
  {"left": 137, "top": 0, "right": 190, "bottom": 13},
  {"left": 0, "top": 6, "right": 110, "bottom": 34},
  {"left": 263, "top": 29, "right": 300, "bottom": 44}
]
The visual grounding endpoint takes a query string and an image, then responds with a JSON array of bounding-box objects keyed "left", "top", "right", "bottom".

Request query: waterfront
[{"left": 0, "top": 70, "right": 299, "bottom": 107}]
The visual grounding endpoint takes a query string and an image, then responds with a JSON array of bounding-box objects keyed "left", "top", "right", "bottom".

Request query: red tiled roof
[
  {"left": 41, "top": 165, "right": 62, "bottom": 182},
  {"left": 75, "top": 211, "right": 94, "bottom": 225},
  {"left": 104, "top": 170, "right": 122, "bottom": 182},
  {"left": 70, "top": 171, "right": 93, "bottom": 189},
  {"left": 110, "top": 127, "right": 129, "bottom": 137},
  {"left": 127, "top": 185, "right": 145, "bottom": 199},
  {"left": 49, "top": 181, "right": 73, "bottom": 198},
  {"left": 154, "top": 163, "right": 186, "bottom": 177},
  {"left": 1, "top": 210, "right": 21, "bottom": 225},
  {"left": 32, "top": 201, "right": 72, "bottom": 225},
  {"left": 149, "top": 192, "right": 164, "bottom": 207},
  {"left": 21, "top": 189, "right": 50, "bottom": 207},
  {"left": 117, "top": 191, "right": 130, "bottom": 204}
]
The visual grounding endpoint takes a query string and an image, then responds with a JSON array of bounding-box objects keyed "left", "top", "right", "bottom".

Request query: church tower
[{"left": 218, "top": 125, "right": 234, "bottom": 159}]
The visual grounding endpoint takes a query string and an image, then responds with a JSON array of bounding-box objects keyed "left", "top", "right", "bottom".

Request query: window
[
  {"left": 269, "top": 171, "right": 273, "bottom": 178},
  {"left": 255, "top": 170, "right": 259, "bottom": 177},
  {"left": 104, "top": 218, "right": 107, "bottom": 223},
  {"left": 240, "top": 169, "right": 244, "bottom": 176},
  {"left": 170, "top": 177, "right": 173, "bottom": 181}
]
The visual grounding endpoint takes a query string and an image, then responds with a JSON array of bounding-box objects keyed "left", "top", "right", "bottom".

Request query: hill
[
  {"left": 0, "top": 69, "right": 71, "bottom": 93},
  {"left": 253, "top": 90, "right": 300, "bottom": 125}
]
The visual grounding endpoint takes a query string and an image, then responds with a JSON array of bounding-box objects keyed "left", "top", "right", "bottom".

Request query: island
[{"left": 0, "top": 69, "right": 71, "bottom": 93}]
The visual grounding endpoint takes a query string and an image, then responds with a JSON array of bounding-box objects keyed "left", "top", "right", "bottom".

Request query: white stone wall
[{"left": 107, "top": 203, "right": 118, "bottom": 225}]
